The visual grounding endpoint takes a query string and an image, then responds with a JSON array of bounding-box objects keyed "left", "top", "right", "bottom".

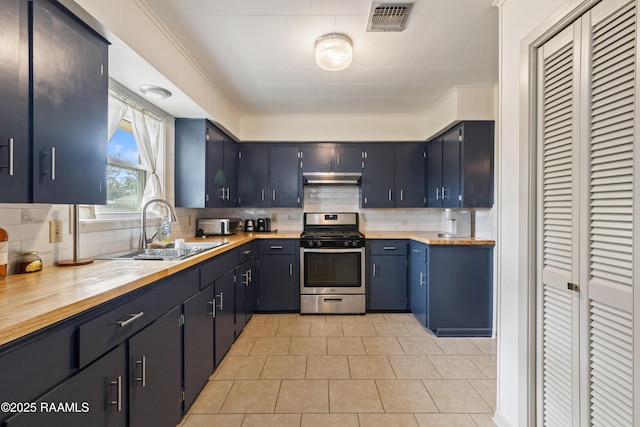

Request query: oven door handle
[
  {"left": 301, "top": 248, "right": 364, "bottom": 254},
  {"left": 323, "top": 298, "right": 343, "bottom": 302}
]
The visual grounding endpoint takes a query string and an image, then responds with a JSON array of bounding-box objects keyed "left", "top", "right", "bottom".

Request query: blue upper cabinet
[
  {"left": 0, "top": 0, "right": 108, "bottom": 204},
  {"left": 0, "top": 0, "right": 29, "bottom": 203},
  {"left": 175, "top": 119, "right": 237, "bottom": 208},
  {"left": 427, "top": 121, "right": 494, "bottom": 208},
  {"left": 300, "top": 143, "right": 362, "bottom": 173},
  {"left": 31, "top": 0, "right": 108, "bottom": 204},
  {"left": 361, "top": 143, "right": 426, "bottom": 208}
]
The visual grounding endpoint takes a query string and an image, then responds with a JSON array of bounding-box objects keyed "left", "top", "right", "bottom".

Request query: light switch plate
[{"left": 49, "top": 220, "right": 63, "bottom": 243}]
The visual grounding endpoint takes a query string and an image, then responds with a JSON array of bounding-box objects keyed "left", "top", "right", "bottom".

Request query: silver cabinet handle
[
  {"left": 219, "top": 187, "right": 225, "bottom": 199},
  {"left": 442, "top": 187, "right": 447, "bottom": 199},
  {"left": 372, "top": 263, "right": 377, "bottom": 276},
  {"left": 43, "top": 147, "right": 56, "bottom": 180},
  {"left": 117, "top": 311, "right": 144, "bottom": 327},
  {"left": 217, "top": 292, "right": 224, "bottom": 310},
  {"left": 388, "top": 190, "right": 392, "bottom": 201},
  {"left": 270, "top": 245, "right": 283, "bottom": 250},
  {"left": 0, "top": 138, "right": 14, "bottom": 176},
  {"left": 412, "top": 249, "right": 421, "bottom": 254},
  {"left": 435, "top": 187, "right": 440, "bottom": 200},
  {"left": 226, "top": 187, "right": 230, "bottom": 200},
  {"left": 272, "top": 189, "right": 276, "bottom": 201},
  {"left": 242, "top": 271, "right": 250, "bottom": 286},
  {"left": 208, "top": 300, "right": 215, "bottom": 317},
  {"left": 289, "top": 263, "right": 293, "bottom": 276},
  {"left": 135, "top": 356, "right": 146, "bottom": 387},
  {"left": 400, "top": 189, "right": 404, "bottom": 201},
  {"left": 242, "top": 250, "right": 252, "bottom": 255},
  {"left": 248, "top": 268, "right": 252, "bottom": 282},
  {"left": 108, "top": 376, "right": 122, "bottom": 412},
  {"left": 383, "top": 246, "right": 396, "bottom": 250},
  {"left": 420, "top": 272, "right": 426, "bottom": 286},
  {"left": 261, "top": 189, "right": 265, "bottom": 201}
]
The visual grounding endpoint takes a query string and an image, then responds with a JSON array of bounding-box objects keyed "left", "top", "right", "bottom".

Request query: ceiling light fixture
[
  {"left": 139, "top": 85, "right": 172, "bottom": 100},
  {"left": 315, "top": 34, "right": 353, "bottom": 71}
]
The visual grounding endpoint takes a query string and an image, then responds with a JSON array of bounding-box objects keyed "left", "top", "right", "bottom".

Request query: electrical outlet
[{"left": 49, "top": 220, "right": 63, "bottom": 243}]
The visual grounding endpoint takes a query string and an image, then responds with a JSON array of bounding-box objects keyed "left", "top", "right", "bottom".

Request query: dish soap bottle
[
  {"left": 0, "top": 227, "right": 8, "bottom": 279},
  {"left": 161, "top": 216, "right": 172, "bottom": 242}
]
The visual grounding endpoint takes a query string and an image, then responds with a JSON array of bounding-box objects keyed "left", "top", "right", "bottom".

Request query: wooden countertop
[
  {"left": 365, "top": 231, "right": 496, "bottom": 246},
  {"left": 0, "top": 230, "right": 492, "bottom": 347}
]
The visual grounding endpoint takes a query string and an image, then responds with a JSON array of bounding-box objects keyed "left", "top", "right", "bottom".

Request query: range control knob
[
  {"left": 352, "top": 240, "right": 359, "bottom": 247},
  {"left": 316, "top": 241, "right": 322, "bottom": 247},
  {"left": 307, "top": 241, "right": 314, "bottom": 247},
  {"left": 344, "top": 241, "right": 350, "bottom": 247}
]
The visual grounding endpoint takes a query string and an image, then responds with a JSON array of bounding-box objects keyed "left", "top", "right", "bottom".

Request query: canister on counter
[{"left": 16, "top": 251, "right": 43, "bottom": 274}]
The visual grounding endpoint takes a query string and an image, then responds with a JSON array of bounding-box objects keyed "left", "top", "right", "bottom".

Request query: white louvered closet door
[
  {"left": 537, "top": 0, "right": 637, "bottom": 426},
  {"left": 538, "top": 22, "right": 582, "bottom": 427}
]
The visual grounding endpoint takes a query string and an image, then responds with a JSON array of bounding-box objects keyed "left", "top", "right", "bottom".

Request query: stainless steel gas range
[{"left": 299, "top": 213, "right": 366, "bottom": 314}]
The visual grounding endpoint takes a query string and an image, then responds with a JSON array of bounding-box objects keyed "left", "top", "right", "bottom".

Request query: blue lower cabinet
[
  {"left": 409, "top": 242, "right": 428, "bottom": 326},
  {"left": 4, "top": 344, "right": 127, "bottom": 427},
  {"left": 257, "top": 240, "right": 299, "bottom": 312},
  {"left": 427, "top": 245, "right": 494, "bottom": 337},
  {"left": 367, "top": 240, "right": 408, "bottom": 311},
  {"left": 129, "top": 305, "right": 183, "bottom": 427},
  {"left": 214, "top": 269, "right": 236, "bottom": 366}
]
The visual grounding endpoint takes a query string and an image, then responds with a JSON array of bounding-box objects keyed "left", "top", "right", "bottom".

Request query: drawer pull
[
  {"left": 117, "top": 311, "right": 144, "bottom": 328},
  {"left": 242, "top": 250, "right": 252, "bottom": 255},
  {"left": 135, "top": 356, "right": 147, "bottom": 387},
  {"left": 108, "top": 376, "right": 122, "bottom": 412},
  {"left": 383, "top": 246, "right": 396, "bottom": 250},
  {"left": 270, "top": 245, "right": 283, "bottom": 250}
]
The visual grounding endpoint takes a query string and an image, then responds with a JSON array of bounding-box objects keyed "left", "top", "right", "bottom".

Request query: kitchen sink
[{"left": 96, "top": 241, "right": 228, "bottom": 260}]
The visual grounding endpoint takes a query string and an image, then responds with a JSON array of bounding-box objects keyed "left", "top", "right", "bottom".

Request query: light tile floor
[{"left": 179, "top": 313, "right": 497, "bottom": 427}]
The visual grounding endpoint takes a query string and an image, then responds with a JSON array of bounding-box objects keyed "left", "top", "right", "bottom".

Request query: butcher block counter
[
  {"left": 0, "top": 232, "right": 299, "bottom": 347},
  {"left": 0, "top": 231, "right": 492, "bottom": 347}
]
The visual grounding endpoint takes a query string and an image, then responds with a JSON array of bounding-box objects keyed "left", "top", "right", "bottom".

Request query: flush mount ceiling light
[
  {"left": 315, "top": 34, "right": 353, "bottom": 71},
  {"left": 139, "top": 85, "right": 172, "bottom": 100}
]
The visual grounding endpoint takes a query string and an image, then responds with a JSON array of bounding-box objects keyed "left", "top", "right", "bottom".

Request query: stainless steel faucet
[{"left": 139, "top": 198, "right": 178, "bottom": 249}]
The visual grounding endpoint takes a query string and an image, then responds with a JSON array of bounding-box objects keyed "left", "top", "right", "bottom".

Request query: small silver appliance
[{"left": 196, "top": 218, "right": 241, "bottom": 236}]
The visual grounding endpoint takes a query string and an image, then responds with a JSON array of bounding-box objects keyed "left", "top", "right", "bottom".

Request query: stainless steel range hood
[{"left": 303, "top": 172, "right": 362, "bottom": 185}]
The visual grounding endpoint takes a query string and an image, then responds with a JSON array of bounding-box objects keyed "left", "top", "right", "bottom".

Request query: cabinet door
[
  {"left": 301, "top": 144, "right": 332, "bottom": 172},
  {"left": 206, "top": 126, "right": 225, "bottom": 208},
  {"left": 4, "top": 344, "right": 127, "bottom": 427},
  {"left": 427, "top": 246, "right": 492, "bottom": 336},
  {"left": 395, "top": 143, "right": 426, "bottom": 207},
  {"left": 214, "top": 269, "right": 236, "bottom": 366},
  {"left": 333, "top": 144, "right": 362, "bottom": 172},
  {"left": 361, "top": 145, "right": 394, "bottom": 208},
  {"left": 409, "top": 243, "right": 428, "bottom": 327},
  {"left": 0, "top": 0, "right": 29, "bottom": 202},
  {"left": 459, "top": 121, "right": 494, "bottom": 208},
  {"left": 175, "top": 119, "right": 206, "bottom": 208},
  {"left": 31, "top": 0, "right": 108, "bottom": 204},
  {"left": 223, "top": 137, "right": 238, "bottom": 207},
  {"left": 236, "top": 256, "right": 256, "bottom": 336},
  {"left": 426, "top": 140, "right": 443, "bottom": 207},
  {"left": 258, "top": 254, "right": 299, "bottom": 311},
  {"left": 441, "top": 128, "right": 461, "bottom": 208},
  {"left": 238, "top": 144, "right": 269, "bottom": 207},
  {"left": 183, "top": 285, "right": 215, "bottom": 411},
  {"left": 270, "top": 145, "right": 300, "bottom": 207},
  {"left": 369, "top": 255, "right": 407, "bottom": 311},
  {"left": 129, "top": 305, "right": 182, "bottom": 427}
]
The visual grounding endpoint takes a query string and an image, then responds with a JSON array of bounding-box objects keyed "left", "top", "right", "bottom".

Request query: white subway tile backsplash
[{"left": 0, "top": 186, "right": 493, "bottom": 274}]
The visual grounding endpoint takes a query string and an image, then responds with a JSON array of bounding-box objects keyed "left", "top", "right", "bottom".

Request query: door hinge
[{"left": 567, "top": 282, "right": 580, "bottom": 292}]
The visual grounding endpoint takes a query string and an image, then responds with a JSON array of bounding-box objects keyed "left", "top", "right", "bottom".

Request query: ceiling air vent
[{"left": 366, "top": 2, "right": 413, "bottom": 32}]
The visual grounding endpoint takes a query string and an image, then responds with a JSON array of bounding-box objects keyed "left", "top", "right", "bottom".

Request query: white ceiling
[{"left": 142, "top": 0, "right": 498, "bottom": 116}]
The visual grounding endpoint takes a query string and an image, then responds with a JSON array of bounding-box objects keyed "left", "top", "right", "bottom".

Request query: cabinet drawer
[
  {"left": 238, "top": 241, "right": 256, "bottom": 263},
  {"left": 201, "top": 249, "right": 237, "bottom": 287},
  {"left": 258, "top": 239, "right": 298, "bottom": 255},
  {"left": 369, "top": 240, "right": 407, "bottom": 255},
  {"left": 78, "top": 268, "right": 198, "bottom": 369}
]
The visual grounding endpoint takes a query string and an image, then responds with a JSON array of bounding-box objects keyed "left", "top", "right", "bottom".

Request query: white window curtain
[
  {"left": 130, "top": 108, "right": 163, "bottom": 206},
  {"left": 107, "top": 95, "right": 128, "bottom": 140}
]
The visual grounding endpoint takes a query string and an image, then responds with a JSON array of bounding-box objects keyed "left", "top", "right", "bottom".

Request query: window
[{"left": 99, "top": 116, "right": 147, "bottom": 213}]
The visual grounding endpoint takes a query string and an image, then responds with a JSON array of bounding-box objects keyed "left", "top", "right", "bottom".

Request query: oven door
[{"left": 300, "top": 247, "right": 365, "bottom": 295}]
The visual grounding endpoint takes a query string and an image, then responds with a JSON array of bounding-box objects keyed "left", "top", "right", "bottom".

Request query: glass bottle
[
  {"left": 0, "top": 227, "right": 7, "bottom": 279},
  {"left": 16, "top": 251, "right": 42, "bottom": 274}
]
